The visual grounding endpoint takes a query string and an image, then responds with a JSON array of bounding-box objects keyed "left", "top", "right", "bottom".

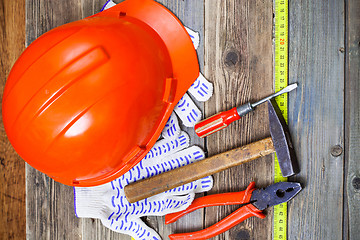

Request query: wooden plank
[
  {"left": 345, "top": 0, "right": 360, "bottom": 239},
  {"left": 25, "top": 1, "right": 84, "bottom": 239},
  {"left": 0, "top": 0, "right": 26, "bottom": 239},
  {"left": 204, "top": 0, "right": 274, "bottom": 239},
  {"left": 287, "top": 0, "right": 345, "bottom": 239}
]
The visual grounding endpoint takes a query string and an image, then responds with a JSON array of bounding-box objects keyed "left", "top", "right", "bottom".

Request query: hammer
[{"left": 124, "top": 100, "right": 299, "bottom": 203}]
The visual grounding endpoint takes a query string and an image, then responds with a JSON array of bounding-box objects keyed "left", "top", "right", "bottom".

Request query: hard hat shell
[{"left": 2, "top": 0, "right": 199, "bottom": 186}]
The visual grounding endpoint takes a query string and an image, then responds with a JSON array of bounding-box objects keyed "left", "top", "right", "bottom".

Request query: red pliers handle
[{"left": 165, "top": 182, "right": 266, "bottom": 240}]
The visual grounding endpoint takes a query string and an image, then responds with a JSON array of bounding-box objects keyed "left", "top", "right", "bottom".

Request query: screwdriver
[{"left": 194, "top": 83, "right": 298, "bottom": 138}]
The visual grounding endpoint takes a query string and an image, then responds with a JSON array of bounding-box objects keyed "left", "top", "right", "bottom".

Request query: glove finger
[
  {"left": 107, "top": 183, "right": 193, "bottom": 219},
  {"left": 161, "top": 112, "right": 180, "bottom": 140},
  {"left": 74, "top": 183, "right": 113, "bottom": 218},
  {"left": 118, "top": 132, "right": 190, "bottom": 187},
  {"left": 174, "top": 93, "right": 202, "bottom": 127},
  {"left": 141, "top": 131, "right": 189, "bottom": 167},
  {"left": 187, "top": 73, "right": 214, "bottom": 102},
  {"left": 184, "top": 27, "right": 200, "bottom": 50},
  {"left": 154, "top": 146, "right": 209, "bottom": 195},
  {"left": 101, "top": 0, "right": 116, "bottom": 11},
  {"left": 153, "top": 145, "right": 205, "bottom": 176},
  {"left": 193, "top": 176, "right": 213, "bottom": 193},
  {"left": 101, "top": 0, "right": 199, "bottom": 54},
  {"left": 163, "top": 176, "right": 213, "bottom": 196},
  {"left": 146, "top": 193, "right": 195, "bottom": 216},
  {"left": 127, "top": 146, "right": 205, "bottom": 198},
  {"left": 159, "top": 145, "right": 205, "bottom": 166},
  {"left": 108, "top": 191, "right": 194, "bottom": 219},
  {"left": 103, "top": 218, "right": 162, "bottom": 240}
]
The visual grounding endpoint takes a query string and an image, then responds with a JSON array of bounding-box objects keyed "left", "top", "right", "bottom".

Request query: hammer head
[{"left": 268, "top": 100, "right": 299, "bottom": 177}]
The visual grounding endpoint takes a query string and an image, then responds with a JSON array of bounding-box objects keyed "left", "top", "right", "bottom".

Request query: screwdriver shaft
[{"left": 251, "top": 83, "right": 298, "bottom": 108}]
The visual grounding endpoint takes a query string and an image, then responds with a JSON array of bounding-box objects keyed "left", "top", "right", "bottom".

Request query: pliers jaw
[
  {"left": 251, "top": 182, "right": 302, "bottom": 210},
  {"left": 166, "top": 181, "right": 302, "bottom": 240}
]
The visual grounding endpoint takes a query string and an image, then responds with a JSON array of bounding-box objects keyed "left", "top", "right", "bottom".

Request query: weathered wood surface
[
  {"left": 204, "top": 1, "right": 274, "bottom": 239},
  {"left": 0, "top": 0, "right": 26, "bottom": 239},
  {"left": 287, "top": 0, "right": 345, "bottom": 239},
  {"left": 345, "top": 0, "right": 360, "bottom": 239},
  {"left": 16, "top": 0, "right": 358, "bottom": 239}
]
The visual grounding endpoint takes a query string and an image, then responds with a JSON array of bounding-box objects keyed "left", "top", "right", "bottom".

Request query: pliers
[{"left": 165, "top": 181, "right": 302, "bottom": 240}]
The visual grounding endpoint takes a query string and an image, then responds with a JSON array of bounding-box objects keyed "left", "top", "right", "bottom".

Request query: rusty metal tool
[
  {"left": 124, "top": 100, "right": 299, "bottom": 203},
  {"left": 194, "top": 83, "right": 298, "bottom": 138},
  {"left": 165, "top": 181, "right": 302, "bottom": 240}
]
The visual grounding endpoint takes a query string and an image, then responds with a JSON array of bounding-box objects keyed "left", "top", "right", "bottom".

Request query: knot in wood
[
  {"left": 235, "top": 229, "right": 251, "bottom": 240},
  {"left": 224, "top": 51, "right": 239, "bottom": 67},
  {"left": 352, "top": 177, "right": 360, "bottom": 190}
]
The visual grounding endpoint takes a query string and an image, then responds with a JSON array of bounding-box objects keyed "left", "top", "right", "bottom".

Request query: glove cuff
[{"left": 74, "top": 185, "right": 109, "bottom": 218}]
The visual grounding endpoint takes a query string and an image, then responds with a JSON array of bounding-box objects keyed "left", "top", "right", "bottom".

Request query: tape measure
[{"left": 274, "top": 0, "right": 289, "bottom": 239}]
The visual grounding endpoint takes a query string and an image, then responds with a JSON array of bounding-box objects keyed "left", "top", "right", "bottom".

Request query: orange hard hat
[{"left": 2, "top": 0, "right": 199, "bottom": 186}]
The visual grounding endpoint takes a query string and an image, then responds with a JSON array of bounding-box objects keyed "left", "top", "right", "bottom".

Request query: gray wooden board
[
  {"left": 345, "top": 0, "right": 360, "bottom": 239},
  {"left": 25, "top": 0, "right": 205, "bottom": 239},
  {"left": 287, "top": 0, "right": 345, "bottom": 239},
  {"left": 204, "top": 0, "right": 274, "bottom": 239}
]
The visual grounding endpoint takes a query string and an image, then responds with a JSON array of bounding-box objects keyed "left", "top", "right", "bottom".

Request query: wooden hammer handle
[{"left": 124, "top": 137, "right": 275, "bottom": 203}]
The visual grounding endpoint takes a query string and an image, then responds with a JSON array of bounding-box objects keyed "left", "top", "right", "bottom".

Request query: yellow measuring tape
[{"left": 274, "top": 0, "right": 289, "bottom": 239}]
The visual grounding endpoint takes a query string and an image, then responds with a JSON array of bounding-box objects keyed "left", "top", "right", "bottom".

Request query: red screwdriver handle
[
  {"left": 168, "top": 204, "right": 265, "bottom": 240},
  {"left": 195, "top": 107, "right": 240, "bottom": 138}
]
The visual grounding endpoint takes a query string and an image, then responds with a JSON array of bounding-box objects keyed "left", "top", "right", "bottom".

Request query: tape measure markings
[{"left": 274, "top": 0, "right": 289, "bottom": 239}]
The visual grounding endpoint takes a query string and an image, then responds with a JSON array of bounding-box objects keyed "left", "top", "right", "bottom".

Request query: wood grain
[
  {"left": 0, "top": 0, "right": 26, "bottom": 239},
  {"left": 287, "top": 0, "right": 345, "bottom": 239},
  {"left": 345, "top": 0, "right": 360, "bottom": 239},
  {"left": 21, "top": 0, "right": 358, "bottom": 239},
  {"left": 204, "top": 0, "right": 274, "bottom": 239}
]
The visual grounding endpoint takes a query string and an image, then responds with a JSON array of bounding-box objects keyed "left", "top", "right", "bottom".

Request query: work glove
[
  {"left": 103, "top": 0, "right": 213, "bottom": 127},
  {"left": 74, "top": 127, "right": 213, "bottom": 240}
]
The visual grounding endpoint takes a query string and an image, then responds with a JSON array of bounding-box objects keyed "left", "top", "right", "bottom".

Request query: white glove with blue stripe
[{"left": 74, "top": 124, "right": 213, "bottom": 240}]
